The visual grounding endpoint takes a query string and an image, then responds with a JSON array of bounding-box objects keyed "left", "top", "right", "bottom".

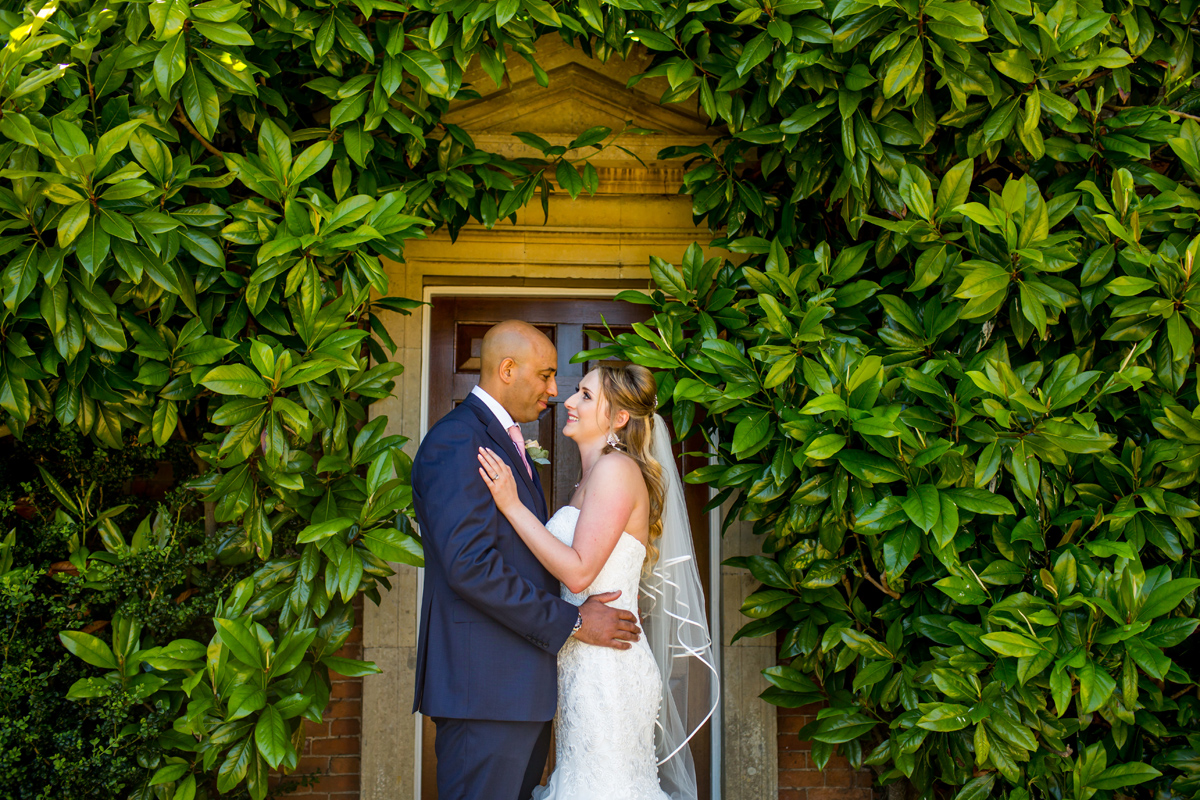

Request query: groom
[{"left": 412, "top": 320, "right": 641, "bottom": 800}]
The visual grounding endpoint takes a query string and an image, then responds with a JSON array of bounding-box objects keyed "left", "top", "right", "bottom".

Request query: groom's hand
[{"left": 574, "top": 591, "right": 640, "bottom": 650}]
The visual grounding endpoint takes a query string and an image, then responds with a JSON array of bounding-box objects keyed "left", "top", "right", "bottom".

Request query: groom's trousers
[{"left": 432, "top": 717, "right": 552, "bottom": 800}]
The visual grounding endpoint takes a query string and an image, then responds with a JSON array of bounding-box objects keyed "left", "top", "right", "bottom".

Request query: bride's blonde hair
[{"left": 595, "top": 364, "right": 665, "bottom": 571}]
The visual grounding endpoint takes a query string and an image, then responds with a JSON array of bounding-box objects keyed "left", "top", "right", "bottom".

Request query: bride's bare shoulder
[{"left": 592, "top": 451, "right": 644, "bottom": 488}]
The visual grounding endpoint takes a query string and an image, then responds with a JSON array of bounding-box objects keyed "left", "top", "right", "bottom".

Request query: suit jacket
[{"left": 411, "top": 393, "right": 578, "bottom": 721}]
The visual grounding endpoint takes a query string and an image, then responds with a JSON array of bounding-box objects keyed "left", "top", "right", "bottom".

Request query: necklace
[
  {"left": 574, "top": 447, "right": 606, "bottom": 490},
  {"left": 574, "top": 463, "right": 596, "bottom": 490}
]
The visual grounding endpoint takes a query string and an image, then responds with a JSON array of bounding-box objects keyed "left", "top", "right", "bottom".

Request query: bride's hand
[{"left": 477, "top": 448, "right": 520, "bottom": 512}]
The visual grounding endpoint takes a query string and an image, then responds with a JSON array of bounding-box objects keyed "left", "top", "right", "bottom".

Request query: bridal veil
[{"left": 641, "top": 414, "right": 720, "bottom": 800}]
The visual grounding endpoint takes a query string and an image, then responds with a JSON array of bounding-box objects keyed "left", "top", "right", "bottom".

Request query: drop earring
[{"left": 606, "top": 431, "right": 621, "bottom": 449}]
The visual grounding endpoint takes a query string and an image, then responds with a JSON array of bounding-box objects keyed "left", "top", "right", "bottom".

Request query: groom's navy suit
[{"left": 412, "top": 392, "right": 578, "bottom": 800}]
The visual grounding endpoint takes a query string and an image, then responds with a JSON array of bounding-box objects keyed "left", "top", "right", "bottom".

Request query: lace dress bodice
[
  {"left": 532, "top": 505, "right": 668, "bottom": 800},
  {"left": 545, "top": 506, "right": 646, "bottom": 614}
]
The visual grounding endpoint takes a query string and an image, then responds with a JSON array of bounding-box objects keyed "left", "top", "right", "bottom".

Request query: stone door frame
[
  {"left": 414, "top": 284, "right": 725, "bottom": 799},
  {"left": 365, "top": 267, "right": 778, "bottom": 800}
]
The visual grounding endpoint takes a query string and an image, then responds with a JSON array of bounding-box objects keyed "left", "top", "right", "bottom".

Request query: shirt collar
[{"left": 470, "top": 385, "right": 517, "bottom": 431}]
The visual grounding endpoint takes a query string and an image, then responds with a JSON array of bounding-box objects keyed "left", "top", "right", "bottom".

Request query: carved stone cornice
[{"left": 443, "top": 35, "right": 723, "bottom": 190}]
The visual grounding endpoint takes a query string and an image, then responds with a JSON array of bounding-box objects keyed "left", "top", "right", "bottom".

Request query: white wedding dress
[{"left": 532, "top": 505, "right": 670, "bottom": 800}]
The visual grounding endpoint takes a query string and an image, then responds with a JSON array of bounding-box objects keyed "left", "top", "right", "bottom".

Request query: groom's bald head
[
  {"left": 480, "top": 320, "right": 550, "bottom": 369},
  {"left": 478, "top": 321, "right": 558, "bottom": 423}
]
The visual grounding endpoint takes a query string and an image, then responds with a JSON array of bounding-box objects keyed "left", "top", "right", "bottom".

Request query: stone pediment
[
  {"left": 443, "top": 36, "right": 718, "bottom": 179},
  {"left": 448, "top": 61, "right": 711, "bottom": 137}
]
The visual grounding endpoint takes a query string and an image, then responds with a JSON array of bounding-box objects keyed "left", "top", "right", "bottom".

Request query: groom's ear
[{"left": 498, "top": 357, "right": 517, "bottom": 383}]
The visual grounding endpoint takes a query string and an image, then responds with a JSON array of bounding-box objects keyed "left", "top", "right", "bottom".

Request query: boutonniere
[{"left": 524, "top": 439, "right": 550, "bottom": 465}]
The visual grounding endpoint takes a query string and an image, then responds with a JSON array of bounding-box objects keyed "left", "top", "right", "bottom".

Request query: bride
[{"left": 477, "top": 363, "right": 718, "bottom": 800}]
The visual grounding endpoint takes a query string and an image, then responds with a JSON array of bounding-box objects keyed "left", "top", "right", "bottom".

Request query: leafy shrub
[
  {"left": 576, "top": 3, "right": 1200, "bottom": 800},
  {"left": 0, "top": 0, "right": 619, "bottom": 792},
  {"left": 9, "top": 0, "right": 1200, "bottom": 794},
  {"left": 0, "top": 428, "right": 255, "bottom": 799}
]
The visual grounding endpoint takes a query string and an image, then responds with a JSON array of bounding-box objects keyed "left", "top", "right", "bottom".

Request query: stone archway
[{"left": 359, "top": 39, "right": 778, "bottom": 800}]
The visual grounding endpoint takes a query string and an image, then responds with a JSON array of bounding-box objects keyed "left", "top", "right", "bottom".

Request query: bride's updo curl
[{"left": 595, "top": 364, "right": 665, "bottom": 571}]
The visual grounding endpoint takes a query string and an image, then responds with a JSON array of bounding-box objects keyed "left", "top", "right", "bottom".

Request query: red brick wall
[
  {"left": 284, "top": 596, "right": 366, "bottom": 800},
  {"left": 778, "top": 704, "right": 876, "bottom": 800}
]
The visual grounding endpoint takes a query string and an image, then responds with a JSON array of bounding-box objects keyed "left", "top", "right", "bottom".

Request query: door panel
[{"left": 422, "top": 296, "right": 712, "bottom": 800}]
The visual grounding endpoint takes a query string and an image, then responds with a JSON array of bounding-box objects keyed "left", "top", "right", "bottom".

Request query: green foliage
[
  {"left": 582, "top": 2, "right": 1200, "bottom": 799},
  {"left": 0, "top": 0, "right": 651, "bottom": 791},
  {"left": 1, "top": 561, "right": 159, "bottom": 800},
  {"left": 0, "top": 428, "right": 262, "bottom": 800},
  {"left": 9, "top": 0, "right": 1200, "bottom": 794}
]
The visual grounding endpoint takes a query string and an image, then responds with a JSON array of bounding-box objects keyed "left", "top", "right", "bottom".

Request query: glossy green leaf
[
  {"left": 201, "top": 365, "right": 271, "bottom": 398},
  {"left": 900, "top": 485, "right": 940, "bottom": 532},
  {"left": 980, "top": 632, "right": 1042, "bottom": 658},
  {"left": 215, "top": 618, "right": 264, "bottom": 670},
  {"left": 1089, "top": 763, "right": 1162, "bottom": 790},
  {"left": 321, "top": 655, "right": 382, "bottom": 677},
  {"left": 253, "top": 705, "right": 288, "bottom": 769},
  {"left": 59, "top": 631, "right": 119, "bottom": 670}
]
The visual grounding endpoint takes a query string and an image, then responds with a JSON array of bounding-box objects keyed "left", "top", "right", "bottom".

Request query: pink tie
[{"left": 508, "top": 425, "right": 533, "bottom": 479}]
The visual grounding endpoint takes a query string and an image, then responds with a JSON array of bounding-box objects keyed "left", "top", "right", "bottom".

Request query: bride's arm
[{"left": 477, "top": 448, "right": 634, "bottom": 593}]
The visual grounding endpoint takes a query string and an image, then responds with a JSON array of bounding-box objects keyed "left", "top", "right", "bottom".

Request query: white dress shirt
[{"left": 470, "top": 385, "right": 518, "bottom": 432}]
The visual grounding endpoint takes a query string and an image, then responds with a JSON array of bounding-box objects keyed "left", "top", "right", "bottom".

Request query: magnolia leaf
[
  {"left": 296, "top": 517, "right": 355, "bottom": 544},
  {"left": 1089, "top": 763, "right": 1162, "bottom": 791},
  {"left": 214, "top": 618, "right": 264, "bottom": 670},
  {"left": 254, "top": 705, "right": 288, "bottom": 769},
  {"left": 60, "top": 631, "right": 119, "bottom": 670},
  {"left": 917, "top": 704, "right": 971, "bottom": 731},
  {"left": 1139, "top": 578, "right": 1200, "bottom": 620},
  {"left": 200, "top": 365, "right": 271, "bottom": 398},
  {"left": 980, "top": 632, "right": 1042, "bottom": 658},
  {"left": 901, "top": 485, "right": 940, "bottom": 532},
  {"left": 321, "top": 655, "right": 382, "bottom": 677}
]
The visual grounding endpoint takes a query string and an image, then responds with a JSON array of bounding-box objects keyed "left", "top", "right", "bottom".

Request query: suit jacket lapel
[
  {"left": 530, "top": 460, "right": 548, "bottom": 521},
  {"left": 463, "top": 394, "right": 543, "bottom": 507}
]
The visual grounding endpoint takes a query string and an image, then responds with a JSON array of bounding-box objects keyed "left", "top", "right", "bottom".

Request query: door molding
[
  {"left": 419, "top": 286, "right": 644, "bottom": 439},
  {"left": 414, "top": 285, "right": 723, "bottom": 800}
]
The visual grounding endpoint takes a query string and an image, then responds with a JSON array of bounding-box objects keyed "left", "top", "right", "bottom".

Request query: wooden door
[{"left": 421, "top": 295, "right": 713, "bottom": 800}]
